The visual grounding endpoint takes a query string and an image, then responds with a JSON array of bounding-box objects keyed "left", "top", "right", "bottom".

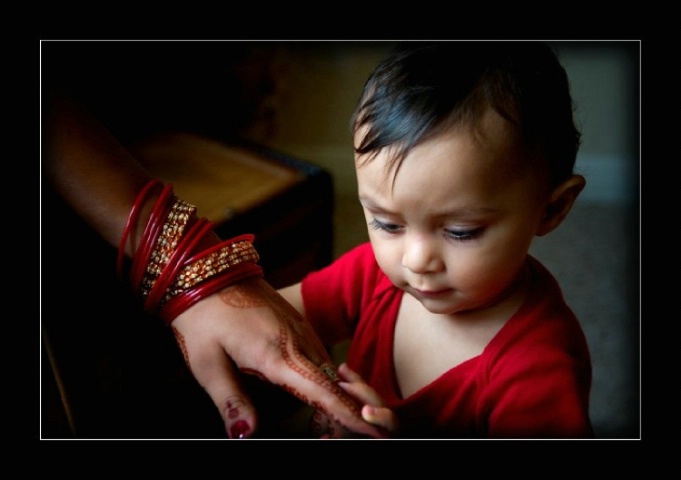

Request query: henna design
[
  {"left": 310, "top": 409, "right": 324, "bottom": 436},
  {"left": 219, "top": 278, "right": 352, "bottom": 400},
  {"left": 223, "top": 395, "right": 247, "bottom": 420},
  {"left": 278, "top": 322, "right": 361, "bottom": 414},
  {"left": 308, "top": 401, "right": 346, "bottom": 438},
  {"left": 171, "top": 326, "right": 192, "bottom": 371},
  {"left": 219, "top": 278, "right": 363, "bottom": 432},
  {"left": 278, "top": 326, "right": 361, "bottom": 438},
  {"left": 219, "top": 278, "right": 305, "bottom": 323},
  {"left": 219, "top": 278, "right": 271, "bottom": 308}
]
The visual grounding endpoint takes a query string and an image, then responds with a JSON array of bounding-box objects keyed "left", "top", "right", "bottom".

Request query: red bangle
[
  {"left": 130, "top": 184, "right": 174, "bottom": 292},
  {"left": 144, "top": 218, "right": 214, "bottom": 313},
  {"left": 117, "top": 180, "right": 264, "bottom": 327},
  {"left": 164, "top": 235, "right": 259, "bottom": 302},
  {"left": 179, "top": 233, "right": 255, "bottom": 265},
  {"left": 117, "top": 179, "right": 163, "bottom": 278},
  {"left": 159, "top": 262, "right": 264, "bottom": 325},
  {"left": 138, "top": 197, "right": 196, "bottom": 300}
]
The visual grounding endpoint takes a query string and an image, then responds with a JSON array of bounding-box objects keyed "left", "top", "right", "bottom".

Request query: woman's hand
[
  {"left": 44, "top": 92, "right": 383, "bottom": 439},
  {"left": 170, "top": 277, "right": 384, "bottom": 439}
]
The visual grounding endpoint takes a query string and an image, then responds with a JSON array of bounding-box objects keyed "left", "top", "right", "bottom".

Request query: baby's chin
[
  {"left": 404, "top": 289, "right": 460, "bottom": 315},
  {"left": 406, "top": 289, "right": 494, "bottom": 317}
]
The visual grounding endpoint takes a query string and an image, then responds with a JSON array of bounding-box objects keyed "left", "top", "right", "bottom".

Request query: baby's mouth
[{"left": 411, "top": 287, "right": 452, "bottom": 298}]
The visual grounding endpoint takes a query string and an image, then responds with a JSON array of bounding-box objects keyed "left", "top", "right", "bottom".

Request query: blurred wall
[
  {"left": 241, "top": 41, "right": 395, "bottom": 256},
  {"left": 550, "top": 41, "right": 639, "bottom": 205}
]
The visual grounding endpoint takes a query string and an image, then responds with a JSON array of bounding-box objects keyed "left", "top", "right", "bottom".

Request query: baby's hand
[
  {"left": 335, "top": 363, "right": 398, "bottom": 436},
  {"left": 308, "top": 362, "right": 397, "bottom": 438}
]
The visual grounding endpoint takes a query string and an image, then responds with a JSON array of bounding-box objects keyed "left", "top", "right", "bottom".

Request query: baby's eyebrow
[
  {"left": 358, "top": 196, "right": 393, "bottom": 214},
  {"left": 359, "top": 195, "right": 497, "bottom": 218}
]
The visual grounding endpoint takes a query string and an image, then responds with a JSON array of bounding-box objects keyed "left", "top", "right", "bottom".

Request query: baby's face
[{"left": 355, "top": 108, "right": 549, "bottom": 316}]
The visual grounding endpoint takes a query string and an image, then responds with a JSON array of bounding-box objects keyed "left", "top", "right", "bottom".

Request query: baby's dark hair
[{"left": 351, "top": 41, "right": 581, "bottom": 188}]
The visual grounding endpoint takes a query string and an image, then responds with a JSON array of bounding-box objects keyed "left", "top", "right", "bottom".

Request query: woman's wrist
[{"left": 118, "top": 179, "right": 263, "bottom": 324}]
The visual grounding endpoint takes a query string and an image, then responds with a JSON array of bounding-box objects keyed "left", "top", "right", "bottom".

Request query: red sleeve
[{"left": 301, "top": 243, "right": 379, "bottom": 345}]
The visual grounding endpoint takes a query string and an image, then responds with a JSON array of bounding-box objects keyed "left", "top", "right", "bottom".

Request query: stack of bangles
[{"left": 117, "top": 179, "right": 263, "bottom": 326}]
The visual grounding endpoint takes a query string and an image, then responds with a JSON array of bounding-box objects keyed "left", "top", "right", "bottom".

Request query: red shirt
[{"left": 301, "top": 242, "right": 593, "bottom": 438}]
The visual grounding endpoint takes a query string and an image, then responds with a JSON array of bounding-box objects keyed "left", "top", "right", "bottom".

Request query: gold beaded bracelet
[
  {"left": 162, "top": 238, "right": 260, "bottom": 304},
  {"left": 122, "top": 180, "right": 264, "bottom": 324},
  {"left": 140, "top": 197, "right": 196, "bottom": 299}
]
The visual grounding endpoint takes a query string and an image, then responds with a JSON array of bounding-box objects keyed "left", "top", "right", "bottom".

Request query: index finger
[{"left": 267, "top": 357, "right": 384, "bottom": 438}]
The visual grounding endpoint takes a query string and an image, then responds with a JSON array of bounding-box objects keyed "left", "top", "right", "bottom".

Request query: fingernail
[
  {"left": 230, "top": 420, "right": 250, "bottom": 439},
  {"left": 362, "top": 405, "right": 376, "bottom": 421}
]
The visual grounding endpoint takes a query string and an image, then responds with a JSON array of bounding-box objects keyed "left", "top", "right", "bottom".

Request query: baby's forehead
[
  {"left": 355, "top": 107, "right": 529, "bottom": 164},
  {"left": 356, "top": 115, "right": 547, "bottom": 199}
]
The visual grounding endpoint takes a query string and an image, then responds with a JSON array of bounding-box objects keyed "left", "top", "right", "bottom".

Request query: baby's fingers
[
  {"left": 338, "top": 380, "right": 384, "bottom": 408},
  {"left": 337, "top": 363, "right": 384, "bottom": 407},
  {"left": 337, "top": 362, "right": 398, "bottom": 435},
  {"left": 337, "top": 362, "right": 364, "bottom": 383},
  {"left": 361, "top": 405, "right": 398, "bottom": 434}
]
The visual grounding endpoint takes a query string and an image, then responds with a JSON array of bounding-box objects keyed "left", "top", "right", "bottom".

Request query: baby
[{"left": 279, "top": 41, "right": 593, "bottom": 438}]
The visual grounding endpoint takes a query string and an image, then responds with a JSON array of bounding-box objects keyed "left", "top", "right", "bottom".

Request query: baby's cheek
[
  {"left": 448, "top": 257, "right": 500, "bottom": 292},
  {"left": 457, "top": 257, "right": 518, "bottom": 298},
  {"left": 372, "top": 246, "right": 404, "bottom": 280}
]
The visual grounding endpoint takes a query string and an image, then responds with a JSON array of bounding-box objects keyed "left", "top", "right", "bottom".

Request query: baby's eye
[
  {"left": 370, "top": 218, "right": 403, "bottom": 234},
  {"left": 444, "top": 227, "right": 484, "bottom": 242}
]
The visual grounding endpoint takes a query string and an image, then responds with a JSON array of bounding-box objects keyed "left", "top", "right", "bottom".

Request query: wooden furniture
[{"left": 131, "top": 133, "right": 334, "bottom": 290}]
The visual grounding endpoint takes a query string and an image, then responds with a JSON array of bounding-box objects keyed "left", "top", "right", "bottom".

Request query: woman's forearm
[{"left": 44, "top": 92, "right": 157, "bottom": 254}]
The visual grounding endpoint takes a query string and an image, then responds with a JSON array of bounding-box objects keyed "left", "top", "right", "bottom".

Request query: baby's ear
[{"left": 536, "top": 175, "right": 586, "bottom": 237}]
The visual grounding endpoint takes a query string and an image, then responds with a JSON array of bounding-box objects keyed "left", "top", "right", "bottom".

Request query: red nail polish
[{"left": 230, "top": 420, "right": 250, "bottom": 439}]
